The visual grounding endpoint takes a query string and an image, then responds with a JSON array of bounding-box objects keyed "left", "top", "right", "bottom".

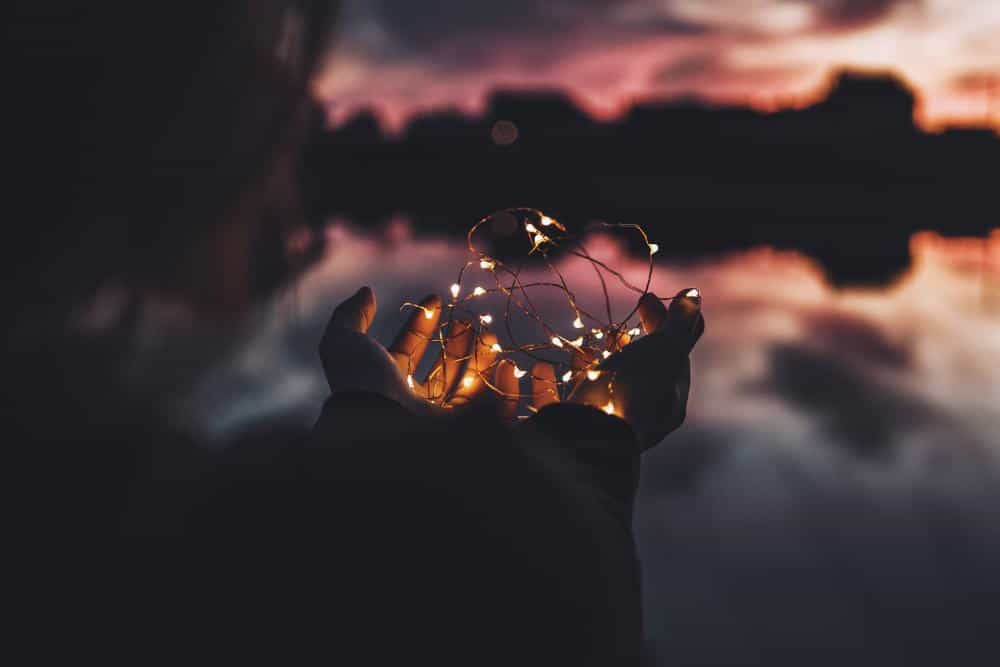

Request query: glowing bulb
[
  {"left": 525, "top": 223, "right": 538, "bottom": 234},
  {"left": 480, "top": 258, "right": 496, "bottom": 271},
  {"left": 592, "top": 329, "right": 604, "bottom": 340},
  {"left": 450, "top": 284, "right": 461, "bottom": 299},
  {"left": 572, "top": 317, "right": 584, "bottom": 329},
  {"left": 551, "top": 337, "right": 564, "bottom": 348},
  {"left": 407, "top": 374, "right": 415, "bottom": 389},
  {"left": 480, "top": 314, "right": 493, "bottom": 325},
  {"left": 473, "top": 286, "right": 487, "bottom": 296},
  {"left": 628, "top": 327, "right": 641, "bottom": 337},
  {"left": 462, "top": 375, "right": 475, "bottom": 389},
  {"left": 513, "top": 366, "right": 527, "bottom": 379},
  {"left": 540, "top": 215, "right": 555, "bottom": 227},
  {"left": 649, "top": 243, "right": 660, "bottom": 255},
  {"left": 601, "top": 350, "right": 611, "bottom": 359},
  {"left": 603, "top": 400, "right": 615, "bottom": 415},
  {"left": 587, "top": 370, "right": 601, "bottom": 381},
  {"left": 423, "top": 308, "right": 435, "bottom": 320},
  {"left": 533, "top": 233, "right": 547, "bottom": 246},
  {"left": 490, "top": 343, "right": 503, "bottom": 353},
  {"left": 562, "top": 370, "right": 573, "bottom": 383},
  {"left": 686, "top": 288, "right": 700, "bottom": 299}
]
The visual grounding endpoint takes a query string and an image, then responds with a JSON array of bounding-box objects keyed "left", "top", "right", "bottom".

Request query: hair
[{"left": 7, "top": 1, "right": 339, "bottom": 322}]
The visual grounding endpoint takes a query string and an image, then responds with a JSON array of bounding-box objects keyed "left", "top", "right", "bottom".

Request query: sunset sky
[{"left": 313, "top": 0, "right": 1000, "bottom": 132}]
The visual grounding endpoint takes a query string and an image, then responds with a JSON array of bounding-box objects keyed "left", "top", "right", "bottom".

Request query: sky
[{"left": 312, "top": 0, "right": 1000, "bottom": 132}]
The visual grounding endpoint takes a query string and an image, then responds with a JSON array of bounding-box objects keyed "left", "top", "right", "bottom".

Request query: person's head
[{"left": 9, "top": 1, "right": 339, "bottom": 321}]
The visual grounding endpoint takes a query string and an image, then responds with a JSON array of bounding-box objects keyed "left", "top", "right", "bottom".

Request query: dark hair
[{"left": 8, "top": 1, "right": 339, "bottom": 321}]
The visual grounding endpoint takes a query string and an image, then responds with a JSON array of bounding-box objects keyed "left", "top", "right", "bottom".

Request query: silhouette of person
[{"left": 8, "top": 2, "right": 703, "bottom": 664}]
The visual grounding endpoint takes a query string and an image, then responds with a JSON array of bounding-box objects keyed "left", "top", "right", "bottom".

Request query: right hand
[{"left": 526, "top": 288, "right": 704, "bottom": 450}]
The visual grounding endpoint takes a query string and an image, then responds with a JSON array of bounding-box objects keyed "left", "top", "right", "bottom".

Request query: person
[{"left": 8, "top": 2, "right": 703, "bottom": 663}]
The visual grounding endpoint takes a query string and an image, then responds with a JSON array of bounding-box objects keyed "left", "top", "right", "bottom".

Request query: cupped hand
[
  {"left": 319, "top": 287, "right": 519, "bottom": 417},
  {"left": 526, "top": 288, "right": 704, "bottom": 450}
]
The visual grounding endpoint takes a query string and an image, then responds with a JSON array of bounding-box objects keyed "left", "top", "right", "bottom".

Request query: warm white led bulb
[
  {"left": 480, "top": 258, "right": 496, "bottom": 270},
  {"left": 603, "top": 400, "right": 615, "bottom": 415},
  {"left": 473, "top": 286, "right": 487, "bottom": 296},
  {"left": 423, "top": 308, "right": 435, "bottom": 320},
  {"left": 462, "top": 375, "right": 475, "bottom": 389},
  {"left": 450, "top": 284, "right": 461, "bottom": 299},
  {"left": 649, "top": 243, "right": 660, "bottom": 255},
  {"left": 490, "top": 343, "right": 503, "bottom": 353},
  {"left": 407, "top": 374, "right": 415, "bottom": 389},
  {"left": 628, "top": 327, "right": 642, "bottom": 337},
  {"left": 572, "top": 317, "right": 584, "bottom": 329},
  {"left": 480, "top": 314, "right": 493, "bottom": 325},
  {"left": 533, "top": 233, "right": 547, "bottom": 246},
  {"left": 513, "top": 366, "right": 527, "bottom": 379},
  {"left": 601, "top": 350, "right": 611, "bottom": 359},
  {"left": 594, "top": 330, "right": 604, "bottom": 340},
  {"left": 586, "top": 370, "right": 601, "bottom": 381},
  {"left": 540, "top": 215, "right": 555, "bottom": 227},
  {"left": 525, "top": 223, "right": 538, "bottom": 234},
  {"left": 551, "top": 337, "right": 564, "bottom": 348},
  {"left": 562, "top": 370, "right": 573, "bottom": 383},
  {"left": 686, "top": 288, "right": 700, "bottom": 299}
]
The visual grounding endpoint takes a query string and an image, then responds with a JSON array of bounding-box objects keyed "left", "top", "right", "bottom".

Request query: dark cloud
[
  {"left": 763, "top": 342, "right": 944, "bottom": 456},
  {"left": 810, "top": 0, "right": 922, "bottom": 30},
  {"left": 367, "top": 0, "right": 620, "bottom": 48}
]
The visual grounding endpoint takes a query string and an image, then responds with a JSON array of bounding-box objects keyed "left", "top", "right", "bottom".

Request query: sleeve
[{"left": 517, "top": 403, "right": 641, "bottom": 521}]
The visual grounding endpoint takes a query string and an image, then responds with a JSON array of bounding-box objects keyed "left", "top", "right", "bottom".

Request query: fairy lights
[{"left": 396, "top": 208, "right": 689, "bottom": 416}]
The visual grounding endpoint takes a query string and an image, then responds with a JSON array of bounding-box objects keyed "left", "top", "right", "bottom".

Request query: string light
[{"left": 395, "top": 208, "right": 690, "bottom": 417}]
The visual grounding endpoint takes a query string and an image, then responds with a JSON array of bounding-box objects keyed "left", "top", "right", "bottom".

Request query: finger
[
  {"left": 448, "top": 331, "right": 500, "bottom": 406},
  {"left": 665, "top": 288, "right": 704, "bottom": 354},
  {"left": 638, "top": 292, "right": 668, "bottom": 333},
  {"left": 425, "top": 320, "right": 474, "bottom": 401},
  {"left": 530, "top": 362, "right": 560, "bottom": 410},
  {"left": 389, "top": 294, "right": 442, "bottom": 375},
  {"left": 494, "top": 359, "right": 520, "bottom": 420},
  {"left": 329, "top": 286, "right": 376, "bottom": 334}
]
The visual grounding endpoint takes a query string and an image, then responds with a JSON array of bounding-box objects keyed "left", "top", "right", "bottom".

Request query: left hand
[{"left": 319, "top": 287, "right": 519, "bottom": 418}]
